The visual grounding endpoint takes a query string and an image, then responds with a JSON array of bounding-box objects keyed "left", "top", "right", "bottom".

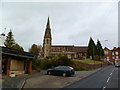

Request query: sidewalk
[{"left": 2, "top": 70, "right": 46, "bottom": 89}]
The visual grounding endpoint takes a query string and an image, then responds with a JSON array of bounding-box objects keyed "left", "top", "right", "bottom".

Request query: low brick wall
[{"left": 74, "top": 61, "right": 108, "bottom": 69}]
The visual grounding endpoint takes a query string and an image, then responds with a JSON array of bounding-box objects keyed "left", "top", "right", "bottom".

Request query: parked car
[
  {"left": 115, "top": 59, "right": 120, "bottom": 67},
  {"left": 47, "top": 66, "right": 75, "bottom": 77}
]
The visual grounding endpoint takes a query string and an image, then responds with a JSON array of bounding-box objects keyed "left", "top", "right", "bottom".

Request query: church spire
[
  {"left": 46, "top": 16, "right": 50, "bottom": 29},
  {"left": 44, "top": 17, "right": 51, "bottom": 38},
  {"left": 43, "top": 17, "right": 52, "bottom": 57}
]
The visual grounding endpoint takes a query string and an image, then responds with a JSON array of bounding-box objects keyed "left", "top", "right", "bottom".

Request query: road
[{"left": 63, "top": 66, "right": 119, "bottom": 89}]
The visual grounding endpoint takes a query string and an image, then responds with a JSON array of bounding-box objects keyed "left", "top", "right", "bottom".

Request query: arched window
[{"left": 46, "top": 39, "right": 49, "bottom": 44}]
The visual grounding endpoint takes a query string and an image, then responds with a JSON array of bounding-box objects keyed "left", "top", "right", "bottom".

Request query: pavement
[
  {"left": 2, "top": 66, "right": 111, "bottom": 89},
  {"left": 2, "top": 70, "right": 46, "bottom": 89}
]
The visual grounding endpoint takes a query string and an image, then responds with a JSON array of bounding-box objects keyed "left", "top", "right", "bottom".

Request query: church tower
[{"left": 43, "top": 17, "right": 52, "bottom": 57}]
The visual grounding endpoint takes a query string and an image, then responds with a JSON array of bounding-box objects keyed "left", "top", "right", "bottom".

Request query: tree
[
  {"left": 4, "top": 30, "right": 15, "bottom": 48},
  {"left": 87, "top": 37, "right": 97, "bottom": 60},
  {"left": 4, "top": 30, "right": 24, "bottom": 51},
  {"left": 29, "top": 44, "right": 42, "bottom": 55},
  {"left": 12, "top": 43, "right": 24, "bottom": 51},
  {"left": 96, "top": 40, "right": 104, "bottom": 60}
]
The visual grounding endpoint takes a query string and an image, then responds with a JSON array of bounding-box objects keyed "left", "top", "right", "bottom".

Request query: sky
[{"left": 0, "top": 1, "right": 119, "bottom": 51}]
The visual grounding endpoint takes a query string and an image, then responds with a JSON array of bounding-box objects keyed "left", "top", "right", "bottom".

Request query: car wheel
[
  {"left": 47, "top": 71, "right": 51, "bottom": 75},
  {"left": 62, "top": 73, "right": 66, "bottom": 77}
]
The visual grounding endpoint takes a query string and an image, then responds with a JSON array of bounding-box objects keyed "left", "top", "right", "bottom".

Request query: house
[
  {"left": 104, "top": 47, "right": 120, "bottom": 64},
  {"left": 42, "top": 17, "right": 88, "bottom": 59},
  {"left": 111, "top": 47, "right": 119, "bottom": 61},
  {"left": 1, "top": 46, "right": 35, "bottom": 76},
  {"left": 104, "top": 47, "right": 112, "bottom": 62}
]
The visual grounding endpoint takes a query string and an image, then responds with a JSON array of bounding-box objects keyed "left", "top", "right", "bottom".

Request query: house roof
[{"left": 1, "top": 46, "right": 35, "bottom": 59}]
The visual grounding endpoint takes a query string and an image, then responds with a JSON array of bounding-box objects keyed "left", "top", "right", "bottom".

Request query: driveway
[{"left": 23, "top": 68, "right": 102, "bottom": 88}]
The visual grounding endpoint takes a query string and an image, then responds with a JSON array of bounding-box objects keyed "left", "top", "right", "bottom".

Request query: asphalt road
[{"left": 64, "top": 66, "right": 119, "bottom": 89}]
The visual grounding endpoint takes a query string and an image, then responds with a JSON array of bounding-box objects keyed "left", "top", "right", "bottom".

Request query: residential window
[
  {"left": 112, "top": 52, "right": 114, "bottom": 55},
  {"left": 116, "top": 51, "right": 118, "bottom": 55},
  {"left": 116, "top": 56, "right": 118, "bottom": 59},
  {"left": 112, "top": 56, "right": 115, "bottom": 59},
  {"left": 104, "top": 50, "right": 108, "bottom": 55}
]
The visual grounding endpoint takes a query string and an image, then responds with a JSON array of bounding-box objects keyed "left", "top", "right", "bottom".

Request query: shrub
[
  {"left": 71, "top": 64, "right": 92, "bottom": 71},
  {"left": 39, "top": 55, "right": 73, "bottom": 70},
  {"left": 32, "top": 57, "right": 41, "bottom": 70}
]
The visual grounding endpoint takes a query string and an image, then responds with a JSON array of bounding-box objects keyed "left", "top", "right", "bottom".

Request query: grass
[{"left": 72, "top": 59, "right": 102, "bottom": 64}]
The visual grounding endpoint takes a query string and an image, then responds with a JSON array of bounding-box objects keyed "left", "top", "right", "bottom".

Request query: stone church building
[{"left": 42, "top": 17, "right": 88, "bottom": 59}]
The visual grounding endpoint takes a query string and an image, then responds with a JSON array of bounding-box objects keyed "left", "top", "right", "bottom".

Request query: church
[{"left": 42, "top": 17, "right": 88, "bottom": 59}]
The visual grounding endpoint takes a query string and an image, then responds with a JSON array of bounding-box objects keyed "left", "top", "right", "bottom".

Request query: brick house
[
  {"left": 111, "top": 47, "right": 119, "bottom": 61},
  {"left": 104, "top": 47, "right": 112, "bottom": 62},
  {"left": 104, "top": 47, "right": 120, "bottom": 64},
  {"left": 1, "top": 46, "right": 35, "bottom": 76}
]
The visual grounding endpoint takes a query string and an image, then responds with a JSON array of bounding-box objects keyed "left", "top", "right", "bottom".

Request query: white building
[{"left": 0, "top": 33, "right": 5, "bottom": 46}]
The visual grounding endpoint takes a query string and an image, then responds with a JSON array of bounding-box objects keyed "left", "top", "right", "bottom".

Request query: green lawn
[{"left": 72, "top": 59, "right": 102, "bottom": 64}]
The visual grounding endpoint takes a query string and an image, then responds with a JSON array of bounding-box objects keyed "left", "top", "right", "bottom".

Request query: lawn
[{"left": 72, "top": 59, "right": 102, "bottom": 64}]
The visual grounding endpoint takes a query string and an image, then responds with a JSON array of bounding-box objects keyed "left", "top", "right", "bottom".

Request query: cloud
[{"left": 1, "top": 2, "right": 118, "bottom": 51}]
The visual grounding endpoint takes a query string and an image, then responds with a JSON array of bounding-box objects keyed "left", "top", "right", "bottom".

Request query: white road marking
[
  {"left": 103, "top": 86, "right": 106, "bottom": 90},
  {"left": 107, "top": 77, "right": 110, "bottom": 83},
  {"left": 110, "top": 72, "right": 112, "bottom": 76}
]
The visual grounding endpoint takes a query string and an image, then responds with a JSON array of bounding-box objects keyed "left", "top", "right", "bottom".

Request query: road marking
[
  {"left": 110, "top": 72, "right": 112, "bottom": 76},
  {"left": 107, "top": 77, "right": 110, "bottom": 83},
  {"left": 103, "top": 86, "right": 106, "bottom": 90}
]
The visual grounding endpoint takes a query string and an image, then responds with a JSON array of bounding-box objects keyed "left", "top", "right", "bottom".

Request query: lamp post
[{"left": 100, "top": 40, "right": 108, "bottom": 67}]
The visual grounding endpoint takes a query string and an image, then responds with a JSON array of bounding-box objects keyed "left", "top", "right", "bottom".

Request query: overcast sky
[{"left": 0, "top": 1, "right": 118, "bottom": 51}]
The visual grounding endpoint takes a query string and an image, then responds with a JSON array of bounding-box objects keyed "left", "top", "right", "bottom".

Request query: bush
[
  {"left": 71, "top": 64, "right": 92, "bottom": 71},
  {"left": 56, "top": 55, "right": 72, "bottom": 66},
  {"left": 39, "top": 55, "right": 73, "bottom": 70},
  {"left": 32, "top": 57, "right": 41, "bottom": 70}
]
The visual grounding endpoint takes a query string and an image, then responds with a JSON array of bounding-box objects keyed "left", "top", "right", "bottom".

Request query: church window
[{"left": 46, "top": 39, "right": 49, "bottom": 44}]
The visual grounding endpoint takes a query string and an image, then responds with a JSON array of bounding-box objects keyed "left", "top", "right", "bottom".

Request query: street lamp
[{"left": 99, "top": 40, "right": 108, "bottom": 67}]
